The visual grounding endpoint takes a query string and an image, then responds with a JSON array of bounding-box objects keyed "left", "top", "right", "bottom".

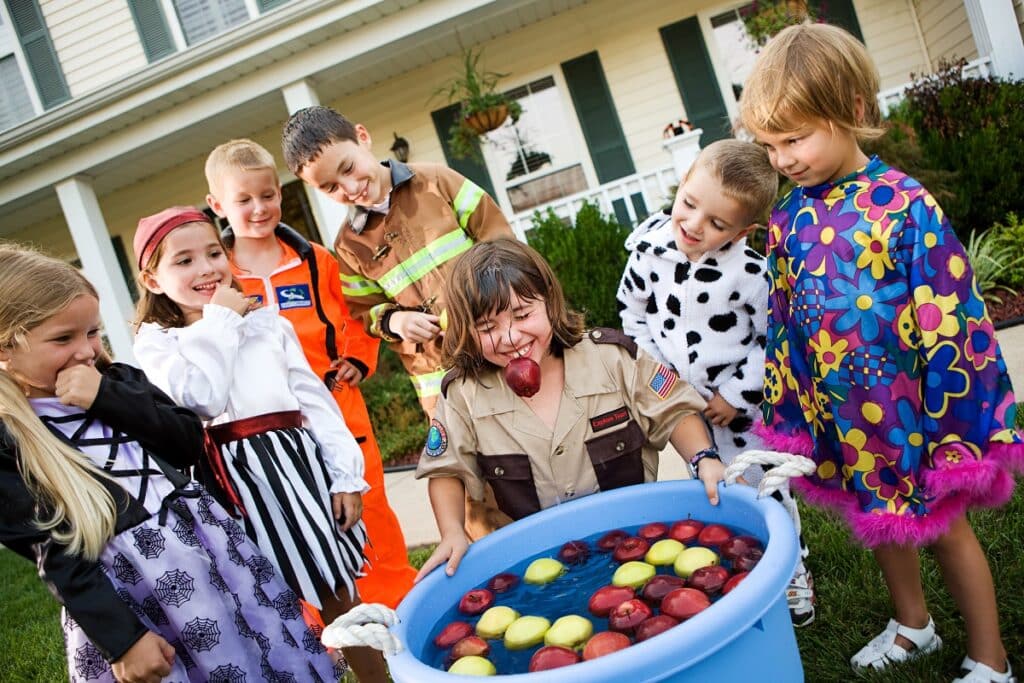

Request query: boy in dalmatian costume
[{"left": 616, "top": 139, "right": 815, "bottom": 627}]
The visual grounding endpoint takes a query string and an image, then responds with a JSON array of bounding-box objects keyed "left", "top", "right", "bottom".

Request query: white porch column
[
  {"left": 281, "top": 79, "right": 350, "bottom": 248},
  {"left": 963, "top": 0, "right": 1024, "bottom": 78},
  {"left": 54, "top": 177, "right": 137, "bottom": 366}
]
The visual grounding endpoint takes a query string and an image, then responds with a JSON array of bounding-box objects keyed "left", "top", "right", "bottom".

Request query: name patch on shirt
[
  {"left": 424, "top": 419, "right": 448, "bottom": 457},
  {"left": 648, "top": 365, "right": 679, "bottom": 400},
  {"left": 275, "top": 284, "right": 312, "bottom": 310},
  {"left": 590, "top": 406, "right": 629, "bottom": 432}
]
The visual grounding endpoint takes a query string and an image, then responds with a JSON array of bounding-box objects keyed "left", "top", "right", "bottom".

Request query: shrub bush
[
  {"left": 989, "top": 212, "right": 1024, "bottom": 290},
  {"left": 902, "top": 60, "right": 1024, "bottom": 238},
  {"left": 526, "top": 202, "right": 633, "bottom": 329},
  {"left": 362, "top": 345, "right": 428, "bottom": 464},
  {"left": 963, "top": 227, "right": 1022, "bottom": 304}
]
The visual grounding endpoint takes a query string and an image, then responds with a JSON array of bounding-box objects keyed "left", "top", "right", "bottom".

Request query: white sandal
[
  {"left": 850, "top": 615, "right": 942, "bottom": 671},
  {"left": 953, "top": 656, "right": 1017, "bottom": 683}
]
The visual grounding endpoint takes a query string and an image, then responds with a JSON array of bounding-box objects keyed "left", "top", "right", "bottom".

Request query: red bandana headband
[{"left": 133, "top": 206, "right": 213, "bottom": 270}]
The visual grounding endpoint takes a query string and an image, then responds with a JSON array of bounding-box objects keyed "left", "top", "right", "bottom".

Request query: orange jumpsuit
[{"left": 231, "top": 225, "right": 417, "bottom": 608}]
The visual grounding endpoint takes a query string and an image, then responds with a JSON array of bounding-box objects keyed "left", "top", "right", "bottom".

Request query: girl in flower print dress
[{"left": 740, "top": 24, "right": 1023, "bottom": 683}]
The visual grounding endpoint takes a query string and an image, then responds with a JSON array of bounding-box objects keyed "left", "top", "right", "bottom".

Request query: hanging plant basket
[{"left": 463, "top": 104, "right": 510, "bottom": 135}]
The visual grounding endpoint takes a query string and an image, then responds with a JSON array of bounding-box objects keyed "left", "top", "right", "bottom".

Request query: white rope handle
[
  {"left": 724, "top": 449, "right": 816, "bottom": 498},
  {"left": 321, "top": 603, "right": 403, "bottom": 656}
]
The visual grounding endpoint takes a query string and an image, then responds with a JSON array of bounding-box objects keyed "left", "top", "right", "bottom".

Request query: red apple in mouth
[
  {"left": 687, "top": 565, "right": 730, "bottom": 596},
  {"left": 504, "top": 357, "right": 541, "bottom": 397},
  {"left": 660, "top": 587, "right": 712, "bottom": 620},
  {"left": 639, "top": 574, "right": 686, "bottom": 606},
  {"left": 557, "top": 540, "right": 591, "bottom": 565},
  {"left": 732, "top": 547, "right": 763, "bottom": 572},
  {"left": 582, "top": 631, "right": 632, "bottom": 660},
  {"left": 719, "top": 535, "right": 762, "bottom": 562},
  {"left": 596, "top": 529, "right": 629, "bottom": 552},
  {"left": 637, "top": 522, "right": 669, "bottom": 542},
  {"left": 634, "top": 614, "right": 681, "bottom": 642},
  {"left": 457, "top": 588, "right": 495, "bottom": 615},
  {"left": 434, "top": 621, "right": 474, "bottom": 649},
  {"left": 722, "top": 571, "right": 749, "bottom": 595},
  {"left": 529, "top": 645, "right": 581, "bottom": 672},
  {"left": 668, "top": 519, "right": 705, "bottom": 544},
  {"left": 697, "top": 523, "right": 733, "bottom": 548},
  {"left": 612, "top": 536, "right": 650, "bottom": 563},
  {"left": 486, "top": 572, "right": 520, "bottom": 593},
  {"left": 607, "top": 598, "right": 653, "bottom": 634},
  {"left": 587, "top": 585, "right": 635, "bottom": 617}
]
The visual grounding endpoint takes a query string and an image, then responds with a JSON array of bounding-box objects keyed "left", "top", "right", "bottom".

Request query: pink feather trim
[{"left": 754, "top": 422, "right": 815, "bottom": 457}]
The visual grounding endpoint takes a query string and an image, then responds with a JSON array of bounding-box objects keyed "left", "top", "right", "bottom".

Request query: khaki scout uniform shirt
[
  {"left": 334, "top": 161, "right": 513, "bottom": 415},
  {"left": 415, "top": 329, "right": 707, "bottom": 520}
]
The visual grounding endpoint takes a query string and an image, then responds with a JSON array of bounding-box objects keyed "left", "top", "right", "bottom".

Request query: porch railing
[
  {"left": 876, "top": 56, "right": 993, "bottom": 118},
  {"left": 509, "top": 164, "right": 678, "bottom": 239}
]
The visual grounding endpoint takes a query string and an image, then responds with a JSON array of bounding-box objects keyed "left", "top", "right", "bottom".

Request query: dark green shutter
[
  {"left": 430, "top": 103, "right": 497, "bottom": 198},
  {"left": 127, "top": 0, "right": 176, "bottom": 62},
  {"left": 660, "top": 16, "right": 730, "bottom": 146},
  {"left": 4, "top": 0, "right": 68, "bottom": 108},
  {"left": 257, "top": 0, "right": 290, "bottom": 11},
  {"left": 811, "top": 0, "right": 864, "bottom": 41},
  {"left": 560, "top": 52, "right": 635, "bottom": 183}
]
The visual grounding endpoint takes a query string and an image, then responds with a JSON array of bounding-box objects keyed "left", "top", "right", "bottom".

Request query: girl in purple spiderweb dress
[{"left": 0, "top": 244, "right": 339, "bottom": 682}]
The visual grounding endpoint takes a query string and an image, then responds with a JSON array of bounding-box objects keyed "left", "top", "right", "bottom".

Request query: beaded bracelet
[{"left": 689, "top": 447, "right": 722, "bottom": 469}]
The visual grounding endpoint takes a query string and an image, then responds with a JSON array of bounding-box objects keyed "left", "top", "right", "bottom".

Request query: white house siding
[
  {"left": 1015, "top": 0, "right": 1023, "bottom": 40},
  {"left": 41, "top": 0, "right": 148, "bottom": 98},
  {"left": 913, "top": 0, "right": 977, "bottom": 68},
  {"left": 855, "top": 0, "right": 930, "bottom": 85}
]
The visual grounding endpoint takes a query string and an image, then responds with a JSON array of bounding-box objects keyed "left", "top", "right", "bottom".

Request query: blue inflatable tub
[{"left": 388, "top": 481, "right": 803, "bottom": 682}]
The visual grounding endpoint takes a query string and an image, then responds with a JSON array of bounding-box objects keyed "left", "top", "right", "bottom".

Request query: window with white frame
[
  {"left": 479, "top": 76, "right": 591, "bottom": 214},
  {"left": 708, "top": 5, "right": 766, "bottom": 102},
  {"left": 0, "top": 13, "right": 37, "bottom": 132},
  {"left": 171, "top": 0, "right": 249, "bottom": 46}
]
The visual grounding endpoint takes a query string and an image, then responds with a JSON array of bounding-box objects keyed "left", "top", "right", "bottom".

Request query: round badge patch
[{"left": 425, "top": 419, "right": 448, "bottom": 457}]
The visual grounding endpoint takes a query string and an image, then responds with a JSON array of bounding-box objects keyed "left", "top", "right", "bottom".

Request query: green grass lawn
[{"left": 2, "top": 488, "right": 1021, "bottom": 682}]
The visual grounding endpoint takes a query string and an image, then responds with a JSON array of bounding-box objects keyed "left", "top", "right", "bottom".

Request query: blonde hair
[
  {"left": 442, "top": 238, "right": 584, "bottom": 380},
  {"left": 205, "top": 138, "right": 279, "bottom": 195},
  {"left": 739, "top": 23, "right": 884, "bottom": 140},
  {"left": 0, "top": 244, "right": 117, "bottom": 560},
  {"left": 687, "top": 139, "right": 779, "bottom": 224}
]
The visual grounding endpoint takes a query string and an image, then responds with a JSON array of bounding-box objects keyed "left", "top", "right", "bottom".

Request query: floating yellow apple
[
  {"left": 645, "top": 539, "right": 684, "bottom": 566},
  {"left": 476, "top": 606, "right": 519, "bottom": 639},
  {"left": 524, "top": 557, "right": 565, "bottom": 585},
  {"left": 612, "top": 561, "right": 656, "bottom": 588},
  {"left": 504, "top": 615, "right": 551, "bottom": 650},
  {"left": 673, "top": 546, "right": 719, "bottom": 578},
  {"left": 544, "top": 614, "right": 593, "bottom": 649},
  {"left": 448, "top": 655, "right": 497, "bottom": 675}
]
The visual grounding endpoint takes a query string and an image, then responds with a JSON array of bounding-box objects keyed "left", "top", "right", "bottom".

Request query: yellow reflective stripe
[
  {"left": 453, "top": 180, "right": 485, "bottom": 229},
  {"left": 377, "top": 230, "right": 473, "bottom": 297},
  {"left": 340, "top": 273, "right": 384, "bottom": 298},
  {"left": 369, "top": 303, "right": 392, "bottom": 332},
  {"left": 410, "top": 369, "right": 446, "bottom": 398}
]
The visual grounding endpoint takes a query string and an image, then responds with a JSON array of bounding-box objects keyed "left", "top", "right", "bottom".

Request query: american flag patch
[{"left": 648, "top": 365, "right": 679, "bottom": 399}]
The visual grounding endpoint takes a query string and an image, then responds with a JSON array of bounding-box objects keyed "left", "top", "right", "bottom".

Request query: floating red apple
[
  {"left": 723, "top": 571, "right": 749, "bottom": 595},
  {"left": 687, "top": 565, "right": 730, "bottom": 596},
  {"left": 637, "top": 522, "right": 669, "bottom": 542},
  {"left": 596, "top": 529, "right": 629, "bottom": 551},
  {"left": 634, "top": 614, "right": 681, "bottom": 642},
  {"left": 660, "top": 587, "right": 712, "bottom": 621},
  {"left": 697, "top": 523, "right": 732, "bottom": 548},
  {"left": 529, "top": 645, "right": 581, "bottom": 672},
  {"left": 451, "top": 635, "right": 491, "bottom": 660},
  {"left": 557, "top": 540, "right": 591, "bottom": 565},
  {"left": 719, "top": 535, "right": 762, "bottom": 562},
  {"left": 608, "top": 598, "right": 653, "bottom": 634},
  {"left": 504, "top": 357, "right": 541, "bottom": 397},
  {"left": 639, "top": 574, "right": 686, "bottom": 606},
  {"left": 612, "top": 536, "right": 650, "bottom": 563},
  {"left": 434, "top": 621, "right": 474, "bottom": 649},
  {"left": 668, "top": 519, "right": 704, "bottom": 544},
  {"left": 587, "top": 585, "right": 635, "bottom": 617},
  {"left": 486, "top": 572, "right": 520, "bottom": 593},
  {"left": 733, "top": 547, "right": 763, "bottom": 573},
  {"left": 582, "top": 631, "right": 632, "bottom": 661},
  {"left": 457, "top": 588, "right": 495, "bottom": 616}
]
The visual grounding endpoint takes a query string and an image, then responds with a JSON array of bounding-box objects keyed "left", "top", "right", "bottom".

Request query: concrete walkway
[{"left": 385, "top": 324, "right": 1024, "bottom": 549}]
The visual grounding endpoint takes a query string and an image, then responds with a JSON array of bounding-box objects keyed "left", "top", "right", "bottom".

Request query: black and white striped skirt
[{"left": 209, "top": 415, "right": 367, "bottom": 608}]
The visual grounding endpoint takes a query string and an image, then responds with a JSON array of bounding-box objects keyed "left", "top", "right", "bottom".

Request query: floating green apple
[
  {"left": 644, "top": 538, "right": 684, "bottom": 566},
  {"left": 447, "top": 655, "right": 496, "bottom": 675},
  {"left": 673, "top": 546, "right": 719, "bottom": 578},
  {"left": 504, "top": 615, "right": 551, "bottom": 650},
  {"left": 524, "top": 557, "right": 565, "bottom": 585},
  {"left": 544, "top": 614, "right": 593, "bottom": 649},
  {"left": 612, "top": 561, "right": 656, "bottom": 588},
  {"left": 476, "top": 606, "right": 519, "bottom": 639}
]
